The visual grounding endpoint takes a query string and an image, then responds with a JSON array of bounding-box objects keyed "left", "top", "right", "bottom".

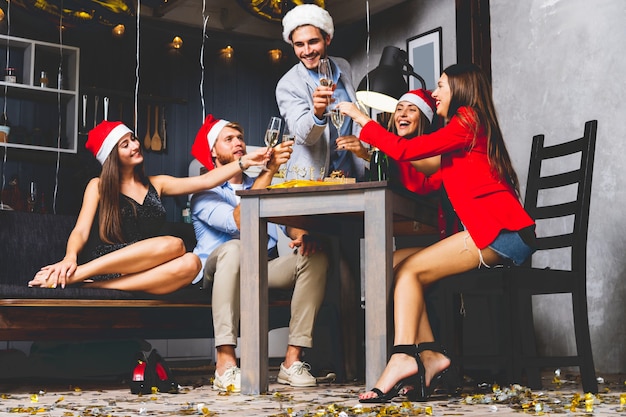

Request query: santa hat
[
  {"left": 191, "top": 114, "right": 229, "bottom": 171},
  {"left": 398, "top": 89, "right": 437, "bottom": 123},
  {"left": 86, "top": 121, "right": 133, "bottom": 165},
  {"left": 282, "top": 4, "right": 334, "bottom": 44}
]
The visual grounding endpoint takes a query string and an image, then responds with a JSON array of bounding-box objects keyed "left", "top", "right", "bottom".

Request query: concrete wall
[
  {"left": 344, "top": 0, "right": 625, "bottom": 373},
  {"left": 343, "top": 0, "right": 457, "bottom": 92},
  {"left": 491, "top": 0, "right": 626, "bottom": 374}
]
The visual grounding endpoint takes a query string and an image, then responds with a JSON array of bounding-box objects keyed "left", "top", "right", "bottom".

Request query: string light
[
  {"left": 112, "top": 24, "right": 125, "bottom": 38},
  {"left": 171, "top": 36, "right": 183, "bottom": 49},
  {"left": 268, "top": 48, "right": 282, "bottom": 64},
  {"left": 135, "top": 0, "right": 140, "bottom": 135},
  {"left": 220, "top": 45, "right": 234, "bottom": 61},
  {"left": 200, "top": 0, "right": 208, "bottom": 121},
  {"left": 0, "top": 0, "right": 9, "bottom": 207},
  {"left": 53, "top": 0, "right": 64, "bottom": 214}
]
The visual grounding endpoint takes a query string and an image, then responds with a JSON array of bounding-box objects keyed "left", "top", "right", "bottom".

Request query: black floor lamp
[{"left": 356, "top": 46, "right": 426, "bottom": 113}]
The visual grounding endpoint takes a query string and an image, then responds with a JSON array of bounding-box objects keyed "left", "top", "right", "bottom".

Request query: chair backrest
[{"left": 522, "top": 120, "right": 597, "bottom": 273}]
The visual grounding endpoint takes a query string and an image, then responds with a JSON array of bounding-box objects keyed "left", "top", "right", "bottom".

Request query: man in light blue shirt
[
  {"left": 276, "top": 4, "right": 370, "bottom": 181},
  {"left": 190, "top": 115, "right": 328, "bottom": 392}
]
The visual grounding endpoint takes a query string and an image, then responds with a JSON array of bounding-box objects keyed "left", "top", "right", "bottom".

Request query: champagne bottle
[
  {"left": 182, "top": 201, "right": 192, "bottom": 223},
  {"left": 368, "top": 147, "right": 389, "bottom": 181}
]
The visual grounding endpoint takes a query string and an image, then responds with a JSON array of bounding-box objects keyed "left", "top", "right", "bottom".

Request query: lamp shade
[{"left": 356, "top": 46, "right": 409, "bottom": 113}]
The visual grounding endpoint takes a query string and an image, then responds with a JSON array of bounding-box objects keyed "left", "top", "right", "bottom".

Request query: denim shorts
[{"left": 488, "top": 228, "right": 536, "bottom": 266}]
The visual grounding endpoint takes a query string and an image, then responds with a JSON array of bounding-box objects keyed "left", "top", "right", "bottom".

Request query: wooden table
[{"left": 238, "top": 181, "right": 437, "bottom": 394}]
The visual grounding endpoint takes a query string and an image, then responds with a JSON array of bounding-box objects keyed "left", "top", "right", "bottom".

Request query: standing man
[
  {"left": 276, "top": 4, "right": 370, "bottom": 181},
  {"left": 190, "top": 115, "right": 329, "bottom": 392}
]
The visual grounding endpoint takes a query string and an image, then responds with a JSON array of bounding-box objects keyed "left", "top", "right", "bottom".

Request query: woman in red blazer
[{"left": 338, "top": 63, "right": 535, "bottom": 403}]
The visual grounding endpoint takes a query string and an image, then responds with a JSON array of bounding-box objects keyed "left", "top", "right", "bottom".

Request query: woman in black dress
[{"left": 28, "top": 121, "right": 269, "bottom": 294}]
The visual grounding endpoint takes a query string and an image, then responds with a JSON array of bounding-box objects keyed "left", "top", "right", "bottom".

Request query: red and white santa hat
[
  {"left": 398, "top": 89, "right": 437, "bottom": 123},
  {"left": 85, "top": 121, "right": 133, "bottom": 165},
  {"left": 282, "top": 4, "right": 334, "bottom": 44},
  {"left": 191, "top": 114, "right": 229, "bottom": 171}
]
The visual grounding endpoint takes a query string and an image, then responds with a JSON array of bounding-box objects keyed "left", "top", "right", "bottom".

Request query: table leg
[
  {"left": 362, "top": 188, "right": 393, "bottom": 390},
  {"left": 240, "top": 196, "right": 269, "bottom": 395}
]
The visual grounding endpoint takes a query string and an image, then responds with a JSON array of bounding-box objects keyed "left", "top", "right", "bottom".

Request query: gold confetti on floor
[{"left": 0, "top": 372, "right": 624, "bottom": 416}]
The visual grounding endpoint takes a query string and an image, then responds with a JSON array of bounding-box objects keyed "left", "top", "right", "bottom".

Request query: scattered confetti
[{"left": 0, "top": 374, "right": 623, "bottom": 416}]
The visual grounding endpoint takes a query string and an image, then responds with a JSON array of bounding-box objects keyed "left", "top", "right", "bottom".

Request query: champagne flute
[
  {"left": 282, "top": 123, "right": 295, "bottom": 144},
  {"left": 262, "top": 116, "right": 282, "bottom": 170},
  {"left": 279, "top": 125, "right": 295, "bottom": 181},
  {"left": 318, "top": 58, "right": 333, "bottom": 88},
  {"left": 330, "top": 108, "right": 344, "bottom": 130},
  {"left": 318, "top": 58, "right": 334, "bottom": 114}
]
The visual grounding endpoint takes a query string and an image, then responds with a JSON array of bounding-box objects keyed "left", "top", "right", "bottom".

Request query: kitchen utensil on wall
[
  {"left": 81, "top": 94, "right": 88, "bottom": 134},
  {"left": 151, "top": 105, "right": 162, "bottom": 152},
  {"left": 143, "top": 104, "right": 151, "bottom": 150},
  {"left": 94, "top": 95, "right": 99, "bottom": 128},
  {"left": 103, "top": 97, "right": 109, "bottom": 121},
  {"left": 161, "top": 105, "right": 167, "bottom": 152}
]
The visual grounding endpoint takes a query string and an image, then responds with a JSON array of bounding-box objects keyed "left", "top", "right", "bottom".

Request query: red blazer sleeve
[{"left": 360, "top": 111, "right": 475, "bottom": 162}]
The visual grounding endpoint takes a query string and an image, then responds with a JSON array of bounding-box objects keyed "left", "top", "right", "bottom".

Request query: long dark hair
[
  {"left": 98, "top": 143, "right": 147, "bottom": 244},
  {"left": 444, "top": 63, "right": 520, "bottom": 195}
]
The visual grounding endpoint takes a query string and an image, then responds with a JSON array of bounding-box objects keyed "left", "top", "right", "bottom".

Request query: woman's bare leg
[
  {"left": 360, "top": 231, "right": 501, "bottom": 400},
  {"left": 69, "top": 236, "right": 186, "bottom": 281},
  {"left": 61, "top": 236, "right": 201, "bottom": 294},
  {"left": 393, "top": 247, "right": 423, "bottom": 267},
  {"left": 85, "top": 252, "right": 201, "bottom": 294}
]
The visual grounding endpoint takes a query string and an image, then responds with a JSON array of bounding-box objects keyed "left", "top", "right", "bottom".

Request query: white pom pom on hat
[{"left": 282, "top": 4, "right": 334, "bottom": 44}]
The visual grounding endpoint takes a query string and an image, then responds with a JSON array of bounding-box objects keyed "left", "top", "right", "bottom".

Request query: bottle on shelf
[
  {"left": 39, "top": 71, "right": 48, "bottom": 88},
  {"left": 4, "top": 67, "right": 17, "bottom": 83},
  {"left": 368, "top": 147, "right": 389, "bottom": 182},
  {"left": 182, "top": 200, "right": 192, "bottom": 223}
]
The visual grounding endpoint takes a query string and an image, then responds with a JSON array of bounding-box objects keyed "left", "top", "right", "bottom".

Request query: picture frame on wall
[{"left": 406, "top": 27, "right": 442, "bottom": 91}]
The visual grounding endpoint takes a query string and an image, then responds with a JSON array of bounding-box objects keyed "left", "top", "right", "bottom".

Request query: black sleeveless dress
[{"left": 85, "top": 182, "right": 166, "bottom": 281}]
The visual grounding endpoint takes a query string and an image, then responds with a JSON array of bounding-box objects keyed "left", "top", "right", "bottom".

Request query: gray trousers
[{"left": 204, "top": 240, "right": 328, "bottom": 349}]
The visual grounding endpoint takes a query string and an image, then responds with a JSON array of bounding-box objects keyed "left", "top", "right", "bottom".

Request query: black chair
[{"left": 432, "top": 120, "right": 598, "bottom": 393}]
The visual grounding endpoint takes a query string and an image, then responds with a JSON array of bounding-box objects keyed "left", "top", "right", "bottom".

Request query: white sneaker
[
  {"left": 277, "top": 361, "right": 317, "bottom": 387},
  {"left": 213, "top": 366, "right": 241, "bottom": 393}
]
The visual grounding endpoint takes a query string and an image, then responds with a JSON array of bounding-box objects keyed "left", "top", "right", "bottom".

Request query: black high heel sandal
[
  {"left": 359, "top": 345, "right": 421, "bottom": 404},
  {"left": 148, "top": 349, "right": 179, "bottom": 394},
  {"left": 407, "top": 342, "right": 460, "bottom": 402}
]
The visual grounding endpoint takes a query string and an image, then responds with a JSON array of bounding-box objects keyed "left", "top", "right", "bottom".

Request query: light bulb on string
[
  {"left": 112, "top": 24, "right": 125, "bottom": 38},
  {"left": 220, "top": 45, "right": 234, "bottom": 61},
  {"left": 268, "top": 48, "right": 282, "bottom": 64},
  {"left": 171, "top": 36, "right": 183, "bottom": 49}
]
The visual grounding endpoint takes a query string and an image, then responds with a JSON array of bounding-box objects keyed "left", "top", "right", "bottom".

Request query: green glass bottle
[{"left": 368, "top": 147, "right": 389, "bottom": 181}]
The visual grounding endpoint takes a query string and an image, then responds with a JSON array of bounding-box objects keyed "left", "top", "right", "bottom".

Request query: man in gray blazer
[{"left": 276, "top": 4, "right": 369, "bottom": 181}]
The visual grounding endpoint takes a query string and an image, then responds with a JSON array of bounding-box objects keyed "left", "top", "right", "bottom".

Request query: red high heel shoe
[
  {"left": 129, "top": 353, "right": 153, "bottom": 395},
  {"left": 148, "top": 349, "right": 179, "bottom": 394}
]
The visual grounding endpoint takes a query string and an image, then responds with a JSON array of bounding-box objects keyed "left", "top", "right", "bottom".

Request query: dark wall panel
[{"left": 0, "top": 12, "right": 295, "bottom": 220}]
